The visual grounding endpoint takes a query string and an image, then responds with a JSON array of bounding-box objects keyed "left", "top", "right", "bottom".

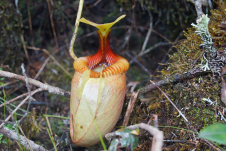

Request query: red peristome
[{"left": 73, "top": 30, "right": 129, "bottom": 78}]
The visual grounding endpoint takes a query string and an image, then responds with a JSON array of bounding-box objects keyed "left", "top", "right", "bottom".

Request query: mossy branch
[{"left": 139, "top": 67, "right": 207, "bottom": 94}]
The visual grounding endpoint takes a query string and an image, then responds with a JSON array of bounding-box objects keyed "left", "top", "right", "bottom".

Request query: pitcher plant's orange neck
[
  {"left": 87, "top": 30, "right": 118, "bottom": 70},
  {"left": 73, "top": 30, "right": 129, "bottom": 78}
]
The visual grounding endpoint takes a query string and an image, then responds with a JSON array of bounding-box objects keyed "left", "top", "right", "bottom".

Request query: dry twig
[
  {"left": 154, "top": 31, "right": 183, "bottom": 74},
  {"left": 0, "top": 126, "right": 46, "bottom": 151},
  {"left": 17, "top": 124, "right": 34, "bottom": 151},
  {"left": 134, "top": 123, "right": 163, "bottom": 151},
  {"left": 0, "top": 70, "right": 70, "bottom": 98},
  {"left": 130, "top": 42, "right": 170, "bottom": 64},
  {"left": 21, "top": 64, "right": 32, "bottom": 113},
  {"left": 0, "top": 90, "right": 36, "bottom": 108},
  {"left": 34, "top": 57, "right": 51, "bottom": 80},
  {"left": 0, "top": 88, "right": 43, "bottom": 128},
  {"left": 139, "top": 67, "right": 207, "bottom": 94},
  {"left": 47, "top": 0, "right": 59, "bottom": 49},
  {"left": 27, "top": 1, "right": 34, "bottom": 47},
  {"left": 126, "top": 52, "right": 152, "bottom": 75},
  {"left": 27, "top": 46, "right": 72, "bottom": 78},
  {"left": 46, "top": 116, "right": 56, "bottom": 146},
  {"left": 149, "top": 80, "right": 190, "bottom": 125},
  {"left": 122, "top": 90, "right": 139, "bottom": 126}
]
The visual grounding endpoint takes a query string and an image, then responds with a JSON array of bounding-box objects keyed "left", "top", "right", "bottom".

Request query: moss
[
  {"left": 129, "top": 1, "right": 226, "bottom": 150},
  {"left": 209, "top": 1, "right": 226, "bottom": 46}
]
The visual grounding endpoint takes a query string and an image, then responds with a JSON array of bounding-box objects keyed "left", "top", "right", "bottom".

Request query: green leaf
[
  {"left": 108, "top": 128, "right": 139, "bottom": 151},
  {"left": 0, "top": 124, "right": 16, "bottom": 144},
  {"left": 199, "top": 123, "right": 226, "bottom": 145},
  {"left": 108, "top": 139, "right": 119, "bottom": 151},
  {"left": 4, "top": 124, "right": 14, "bottom": 131}
]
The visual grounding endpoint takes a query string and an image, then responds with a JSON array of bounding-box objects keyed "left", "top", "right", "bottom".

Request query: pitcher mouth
[
  {"left": 73, "top": 30, "right": 129, "bottom": 78},
  {"left": 73, "top": 15, "right": 129, "bottom": 78}
]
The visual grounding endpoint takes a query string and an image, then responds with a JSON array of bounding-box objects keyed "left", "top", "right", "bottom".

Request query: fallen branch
[
  {"left": 140, "top": 67, "right": 207, "bottom": 94},
  {"left": 0, "top": 70, "right": 70, "bottom": 98},
  {"left": 0, "top": 126, "right": 47, "bottom": 151}
]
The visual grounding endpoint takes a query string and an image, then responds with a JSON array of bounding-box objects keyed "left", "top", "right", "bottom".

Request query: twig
[
  {"left": 126, "top": 52, "right": 152, "bottom": 75},
  {"left": 150, "top": 114, "right": 158, "bottom": 151},
  {"left": 131, "top": 123, "right": 163, "bottom": 151},
  {"left": 0, "top": 70, "right": 71, "bottom": 98},
  {"left": 139, "top": 67, "right": 206, "bottom": 94},
  {"left": 154, "top": 31, "right": 183, "bottom": 75},
  {"left": 141, "top": 18, "right": 153, "bottom": 52},
  {"left": 27, "top": 1, "right": 34, "bottom": 47},
  {"left": 122, "top": 90, "right": 139, "bottom": 126},
  {"left": 0, "top": 90, "right": 36, "bottom": 108},
  {"left": 93, "top": 0, "right": 102, "bottom": 6},
  {"left": 0, "top": 126, "right": 47, "bottom": 151},
  {"left": 69, "top": 0, "right": 84, "bottom": 60},
  {"left": 86, "top": 0, "right": 102, "bottom": 8},
  {"left": 4, "top": 103, "right": 15, "bottom": 123},
  {"left": 21, "top": 64, "right": 32, "bottom": 113},
  {"left": 153, "top": 115, "right": 158, "bottom": 128},
  {"left": 149, "top": 80, "right": 190, "bottom": 126},
  {"left": 46, "top": 116, "right": 56, "bottom": 146},
  {"left": 49, "top": 132, "right": 65, "bottom": 151},
  {"left": 117, "top": 28, "right": 132, "bottom": 52},
  {"left": 132, "top": 1, "right": 140, "bottom": 40},
  {"left": 0, "top": 80, "right": 18, "bottom": 89},
  {"left": 163, "top": 140, "right": 194, "bottom": 143},
  {"left": 27, "top": 46, "right": 72, "bottom": 78},
  {"left": 17, "top": 1, "right": 29, "bottom": 62},
  {"left": 34, "top": 57, "right": 50, "bottom": 80},
  {"left": 112, "top": 26, "right": 172, "bottom": 43},
  {"left": 17, "top": 112, "right": 29, "bottom": 125},
  {"left": 200, "top": 139, "right": 221, "bottom": 151},
  {"left": 47, "top": 0, "right": 59, "bottom": 49},
  {"left": 138, "top": 42, "right": 170, "bottom": 58},
  {"left": 17, "top": 124, "right": 33, "bottom": 151},
  {"left": 20, "top": 35, "right": 29, "bottom": 62},
  {"left": 130, "top": 42, "right": 170, "bottom": 64},
  {"left": 0, "top": 120, "right": 14, "bottom": 125},
  {"left": 0, "top": 88, "right": 43, "bottom": 128}
]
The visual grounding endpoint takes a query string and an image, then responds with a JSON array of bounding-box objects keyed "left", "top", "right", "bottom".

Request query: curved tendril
[{"left": 69, "top": 0, "right": 84, "bottom": 60}]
